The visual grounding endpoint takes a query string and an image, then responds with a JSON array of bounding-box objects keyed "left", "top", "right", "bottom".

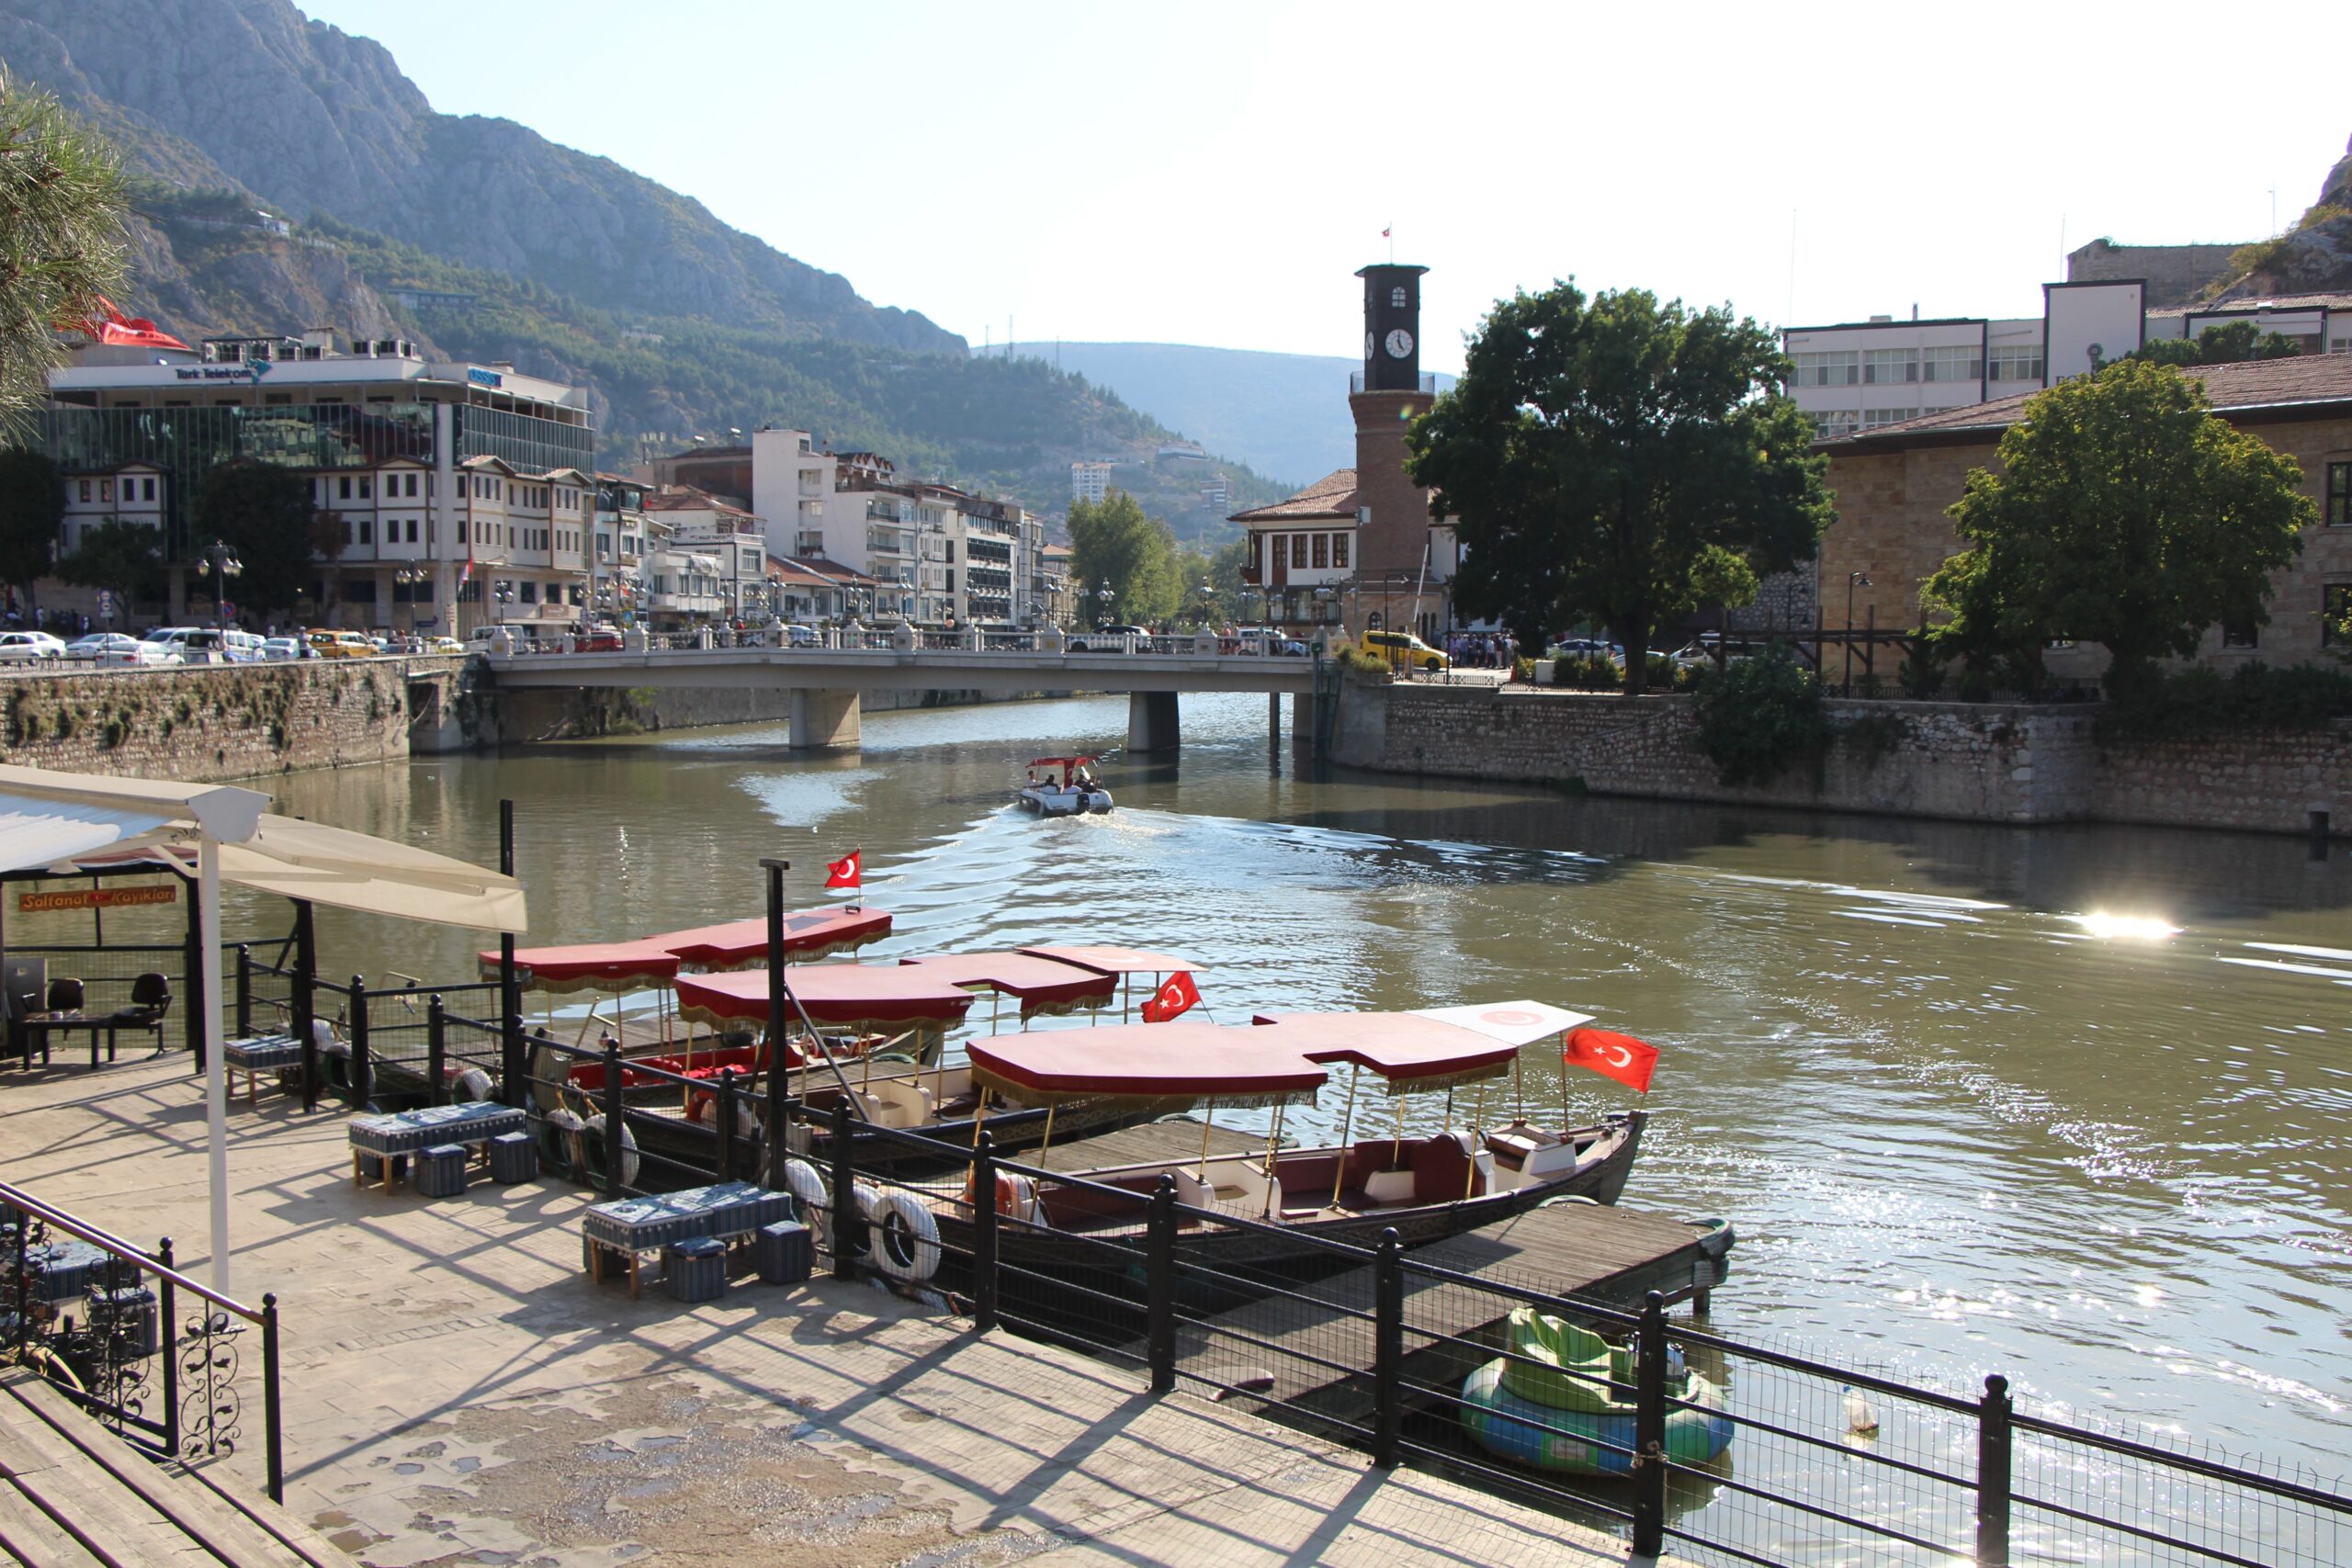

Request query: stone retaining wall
[
  {"left": 1333, "top": 677, "right": 2352, "bottom": 836},
  {"left": 0, "top": 660, "right": 414, "bottom": 782}
]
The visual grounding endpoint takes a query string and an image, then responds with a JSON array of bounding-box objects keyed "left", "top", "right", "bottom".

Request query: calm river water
[{"left": 262, "top": 691, "right": 2351, "bottom": 1483}]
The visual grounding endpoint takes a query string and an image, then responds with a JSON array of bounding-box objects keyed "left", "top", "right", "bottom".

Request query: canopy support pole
[
  {"left": 199, "top": 838, "right": 230, "bottom": 1293},
  {"left": 969, "top": 1087, "right": 990, "bottom": 1147},
  {"left": 1199, "top": 1100, "right": 1216, "bottom": 1180},
  {"left": 1036, "top": 1103, "right": 1056, "bottom": 1170},
  {"left": 1464, "top": 1082, "right": 1488, "bottom": 1201},
  {"left": 1330, "top": 1067, "right": 1359, "bottom": 1211},
  {"left": 1559, "top": 1034, "right": 1570, "bottom": 1134},
  {"left": 1261, "top": 1100, "right": 1285, "bottom": 1218},
  {"left": 1512, "top": 1052, "right": 1525, "bottom": 1124}
]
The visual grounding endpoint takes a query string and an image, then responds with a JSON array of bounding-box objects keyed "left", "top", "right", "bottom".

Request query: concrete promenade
[{"left": 1, "top": 1055, "right": 1661, "bottom": 1567}]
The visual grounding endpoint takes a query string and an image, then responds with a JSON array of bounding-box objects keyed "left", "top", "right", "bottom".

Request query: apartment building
[
  {"left": 647, "top": 487, "right": 768, "bottom": 623},
  {"left": 1071, "top": 460, "right": 1114, "bottom": 505},
  {"left": 591, "top": 473, "right": 652, "bottom": 626},
  {"left": 40, "top": 326, "right": 595, "bottom": 630}
]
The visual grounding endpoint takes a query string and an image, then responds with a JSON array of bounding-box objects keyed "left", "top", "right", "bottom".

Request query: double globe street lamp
[{"left": 201, "top": 542, "right": 243, "bottom": 638}]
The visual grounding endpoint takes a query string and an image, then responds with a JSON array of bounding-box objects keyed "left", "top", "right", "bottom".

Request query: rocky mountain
[
  {"left": 0, "top": 0, "right": 962, "bottom": 355},
  {"left": 1005, "top": 343, "right": 1457, "bottom": 491},
  {"left": 2214, "top": 133, "right": 2352, "bottom": 300}
]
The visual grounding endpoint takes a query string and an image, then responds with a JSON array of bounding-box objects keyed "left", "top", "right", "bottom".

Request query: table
[
  {"left": 347, "top": 1100, "right": 526, "bottom": 1193},
  {"left": 220, "top": 1033, "right": 305, "bottom": 1108},
  {"left": 21, "top": 1011, "right": 112, "bottom": 1070},
  {"left": 6, "top": 1237, "right": 125, "bottom": 1303},
  {"left": 582, "top": 1181, "right": 796, "bottom": 1298}
]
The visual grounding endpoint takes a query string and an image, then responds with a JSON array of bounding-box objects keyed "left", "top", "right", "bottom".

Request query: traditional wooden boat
[{"left": 923, "top": 1003, "right": 1648, "bottom": 1273}]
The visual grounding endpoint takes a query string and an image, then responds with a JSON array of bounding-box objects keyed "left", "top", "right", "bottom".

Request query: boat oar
[{"left": 1329, "top": 1066, "right": 1359, "bottom": 1211}]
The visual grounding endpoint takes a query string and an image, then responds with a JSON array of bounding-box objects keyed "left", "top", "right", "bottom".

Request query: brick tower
[{"left": 1350, "top": 264, "right": 1448, "bottom": 639}]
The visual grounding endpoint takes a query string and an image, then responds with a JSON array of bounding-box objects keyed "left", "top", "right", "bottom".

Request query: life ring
[
  {"left": 687, "top": 1088, "right": 760, "bottom": 1146},
  {"left": 320, "top": 1042, "right": 351, "bottom": 1092},
  {"left": 782, "top": 1157, "right": 831, "bottom": 1249},
  {"left": 580, "top": 1114, "right": 640, "bottom": 1190},
  {"left": 867, "top": 1190, "right": 941, "bottom": 1281},
  {"left": 447, "top": 1066, "right": 494, "bottom": 1104},
  {"left": 540, "top": 1108, "right": 584, "bottom": 1178},
  {"left": 960, "top": 1168, "right": 1039, "bottom": 1223}
]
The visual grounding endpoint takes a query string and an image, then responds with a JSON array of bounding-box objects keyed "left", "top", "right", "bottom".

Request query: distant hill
[{"left": 1006, "top": 343, "right": 1457, "bottom": 493}]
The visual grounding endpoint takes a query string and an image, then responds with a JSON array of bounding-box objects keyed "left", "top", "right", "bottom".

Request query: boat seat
[
  {"left": 1036, "top": 1181, "right": 1154, "bottom": 1230},
  {"left": 1409, "top": 1133, "right": 1487, "bottom": 1203}
]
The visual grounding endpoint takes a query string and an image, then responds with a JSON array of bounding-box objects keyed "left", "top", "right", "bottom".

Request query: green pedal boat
[{"left": 1459, "top": 1306, "right": 1733, "bottom": 1476}]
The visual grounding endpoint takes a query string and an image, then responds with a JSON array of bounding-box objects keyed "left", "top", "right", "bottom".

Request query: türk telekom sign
[{"left": 18, "top": 885, "right": 178, "bottom": 913}]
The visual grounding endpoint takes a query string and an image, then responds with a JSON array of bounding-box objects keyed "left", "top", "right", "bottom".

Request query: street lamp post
[
  {"left": 1845, "top": 571, "right": 1871, "bottom": 694},
  {"left": 201, "top": 542, "right": 243, "bottom": 641},
  {"left": 394, "top": 565, "right": 428, "bottom": 641},
  {"left": 1096, "top": 579, "right": 1114, "bottom": 629},
  {"left": 1197, "top": 578, "right": 1216, "bottom": 630}
]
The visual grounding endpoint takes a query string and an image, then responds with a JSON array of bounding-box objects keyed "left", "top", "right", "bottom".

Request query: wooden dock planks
[
  {"left": 1166, "top": 1201, "right": 1720, "bottom": 1423},
  {"left": 1028, "top": 1115, "right": 1259, "bottom": 1172}
]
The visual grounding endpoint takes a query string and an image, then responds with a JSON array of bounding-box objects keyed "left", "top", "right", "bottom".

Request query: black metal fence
[{"left": 2, "top": 1179, "right": 285, "bottom": 1502}]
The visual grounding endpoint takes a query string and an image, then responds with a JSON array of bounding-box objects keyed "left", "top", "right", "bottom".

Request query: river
[{"left": 255, "top": 690, "right": 2350, "bottom": 1489}]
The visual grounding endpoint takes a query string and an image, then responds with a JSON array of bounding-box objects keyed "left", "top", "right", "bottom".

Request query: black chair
[
  {"left": 7, "top": 988, "right": 44, "bottom": 1068},
  {"left": 108, "top": 973, "right": 172, "bottom": 1055},
  {"left": 45, "top": 977, "right": 84, "bottom": 1016}
]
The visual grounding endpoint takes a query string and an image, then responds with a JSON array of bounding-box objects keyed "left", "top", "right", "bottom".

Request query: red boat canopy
[
  {"left": 1027, "top": 756, "right": 1097, "bottom": 768},
  {"left": 899, "top": 952, "right": 1117, "bottom": 1016},
  {"left": 967, "top": 1004, "right": 1547, "bottom": 1106},
  {"left": 1020, "top": 944, "right": 1198, "bottom": 977},
  {"left": 481, "top": 907, "right": 892, "bottom": 992},
  {"left": 674, "top": 964, "right": 979, "bottom": 1032}
]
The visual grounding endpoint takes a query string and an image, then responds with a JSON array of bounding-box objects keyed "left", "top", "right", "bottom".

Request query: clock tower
[{"left": 1357, "top": 264, "right": 1428, "bottom": 391}]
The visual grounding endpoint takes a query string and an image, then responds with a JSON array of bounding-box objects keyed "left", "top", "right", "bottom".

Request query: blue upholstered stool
[
  {"left": 415, "top": 1143, "right": 469, "bottom": 1199},
  {"left": 755, "top": 1220, "right": 813, "bottom": 1285},
  {"left": 488, "top": 1130, "right": 536, "bottom": 1184},
  {"left": 86, "top": 1286, "right": 158, "bottom": 1359},
  {"left": 663, "top": 1236, "right": 727, "bottom": 1303}
]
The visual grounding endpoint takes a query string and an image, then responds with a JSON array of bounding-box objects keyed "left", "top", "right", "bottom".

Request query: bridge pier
[
  {"left": 789, "top": 688, "right": 862, "bottom": 751},
  {"left": 1126, "top": 691, "right": 1181, "bottom": 753}
]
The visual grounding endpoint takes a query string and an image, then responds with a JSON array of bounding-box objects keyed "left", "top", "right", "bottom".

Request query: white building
[
  {"left": 646, "top": 487, "right": 768, "bottom": 623},
  {"left": 40, "top": 327, "right": 595, "bottom": 632},
  {"left": 1071, "top": 460, "right": 1114, "bottom": 505}
]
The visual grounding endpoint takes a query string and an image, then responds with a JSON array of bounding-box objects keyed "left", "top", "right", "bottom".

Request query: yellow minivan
[
  {"left": 1361, "top": 628, "right": 1451, "bottom": 673},
  {"left": 306, "top": 628, "right": 372, "bottom": 660}
]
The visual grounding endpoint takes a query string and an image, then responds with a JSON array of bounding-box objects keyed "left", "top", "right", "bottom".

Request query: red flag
[
  {"left": 825, "top": 849, "right": 862, "bottom": 889},
  {"left": 1380, "top": 227, "right": 1391, "bottom": 238},
  {"left": 1563, "top": 1028, "right": 1658, "bottom": 1094},
  {"left": 1141, "top": 971, "right": 1200, "bottom": 1024}
]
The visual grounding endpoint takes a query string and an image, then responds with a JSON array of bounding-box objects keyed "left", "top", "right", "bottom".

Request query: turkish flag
[
  {"left": 825, "top": 849, "right": 861, "bottom": 889},
  {"left": 1563, "top": 1028, "right": 1659, "bottom": 1094},
  {"left": 1141, "top": 971, "right": 1200, "bottom": 1024}
]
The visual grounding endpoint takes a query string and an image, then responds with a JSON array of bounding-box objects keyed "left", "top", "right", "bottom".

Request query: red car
[{"left": 576, "top": 627, "right": 624, "bottom": 652}]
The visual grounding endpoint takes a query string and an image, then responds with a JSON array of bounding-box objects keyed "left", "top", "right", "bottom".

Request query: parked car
[
  {"left": 260, "top": 637, "right": 312, "bottom": 660},
  {"left": 306, "top": 628, "right": 373, "bottom": 660},
  {"left": 575, "top": 626, "right": 624, "bottom": 652},
  {"left": 784, "top": 624, "right": 821, "bottom": 648},
  {"left": 1068, "top": 624, "right": 1151, "bottom": 652},
  {"left": 1362, "top": 628, "right": 1451, "bottom": 672},
  {"left": 0, "top": 630, "right": 68, "bottom": 663},
  {"left": 1236, "top": 627, "right": 1311, "bottom": 657},
  {"left": 138, "top": 626, "right": 208, "bottom": 661},
  {"left": 64, "top": 633, "right": 165, "bottom": 667},
  {"left": 424, "top": 636, "right": 466, "bottom": 655}
]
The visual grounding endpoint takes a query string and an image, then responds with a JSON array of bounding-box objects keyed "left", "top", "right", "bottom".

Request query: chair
[
  {"left": 45, "top": 978, "right": 85, "bottom": 1015},
  {"left": 107, "top": 972, "right": 172, "bottom": 1055}
]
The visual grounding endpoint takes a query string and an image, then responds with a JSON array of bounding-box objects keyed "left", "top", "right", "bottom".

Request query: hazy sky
[{"left": 297, "top": 0, "right": 2346, "bottom": 376}]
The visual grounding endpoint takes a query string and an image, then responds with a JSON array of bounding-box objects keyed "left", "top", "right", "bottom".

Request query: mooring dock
[{"left": 1160, "top": 1201, "right": 1727, "bottom": 1427}]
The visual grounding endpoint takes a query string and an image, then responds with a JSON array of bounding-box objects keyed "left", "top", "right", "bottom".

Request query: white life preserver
[
  {"left": 448, "top": 1066, "right": 494, "bottom": 1104},
  {"left": 867, "top": 1190, "right": 941, "bottom": 1281},
  {"left": 541, "top": 1107, "right": 585, "bottom": 1175},
  {"left": 783, "top": 1157, "right": 831, "bottom": 1249},
  {"left": 581, "top": 1114, "right": 640, "bottom": 1190}
]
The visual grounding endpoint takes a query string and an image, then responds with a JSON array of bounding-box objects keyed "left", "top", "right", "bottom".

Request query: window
[
  {"left": 76, "top": 480, "right": 90, "bottom": 502},
  {"left": 99, "top": 479, "right": 114, "bottom": 502},
  {"left": 519, "top": 582, "right": 537, "bottom": 604},
  {"left": 1863, "top": 348, "right": 1918, "bottom": 385},
  {"left": 1988, "top": 345, "right": 2044, "bottom": 382},
  {"left": 1792, "top": 351, "right": 1860, "bottom": 387},
  {"left": 1810, "top": 410, "right": 1861, "bottom": 442},
  {"left": 2326, "top": 585, "right": 2352, "bottom": 648},
  {"left": 1332, "top": 533, "right": 1350, "bottom": 568},
  {"left": 1389, "top": 286, "right": 1407, "bottom": 309},
  {"left": 406, "top": 519, "right": 419, "bottom": 544},
  {"left": 343, "top": 577, "right": 376, "bottom": 604},
  {"left": 1312, "top": 534, "right": 1328, "bottom": 569},
  {"left": 1292, "top": 535, "right": 1307, "bottom": 569},
  {"left": 358, "top": 520, "right": 373, "bottom": 546},
  {"left": 404, "top": 473, "right": 418, "bottom": 497},
  {"left": 339, "top": 477, "right": 352, "bottom": 501},
  {"left": 1922, "top": 345, "right": 1982, "bottom": 383},
  {"left": 358, "top": 477, "right": 371, "bottom": 500},
  {"left": 2328, "top": 462, "right": 2351, "bottom": 526},
  {"left": 1862, "top": 408, "right": 1920, "bottom": 430},
  {"left": 141, "top": 478, "right": 155, "bottom": 502},
  {"left": 2221, "top": 622, "right": 2259, "bottom": 649}
]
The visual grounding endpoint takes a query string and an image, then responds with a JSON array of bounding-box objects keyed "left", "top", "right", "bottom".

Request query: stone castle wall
[
  {"left": 0, "top": 660, "right": 415, "bottom": 783},
  {"left": 1333, "top": 678, "right": 2352, "bottom": 836}
]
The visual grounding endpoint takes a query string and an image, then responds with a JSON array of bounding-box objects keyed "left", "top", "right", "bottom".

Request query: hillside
[
  {"left": 2211, "top": 133, "right": 2352, "bottom": 300},
  {"left": 1006, "top": 342, "right": 1457, "bottom": 492}
]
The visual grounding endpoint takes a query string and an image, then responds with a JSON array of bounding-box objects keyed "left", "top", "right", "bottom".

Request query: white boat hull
[{"left": 1019, "top": 784, "right": 1114, "bottom": 817}]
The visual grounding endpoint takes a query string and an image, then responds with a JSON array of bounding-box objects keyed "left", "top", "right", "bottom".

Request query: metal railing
[{"left": 2, "top": 1180, "right": 286, "bottom": 1502}]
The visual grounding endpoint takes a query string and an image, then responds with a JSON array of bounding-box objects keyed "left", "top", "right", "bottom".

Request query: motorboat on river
[
  {"left": 1018, "top": 756, "right": 1113, "bottom": 816},
  {"left": 927, "top": 1001, "right": 1648, "bottom": 1272}
]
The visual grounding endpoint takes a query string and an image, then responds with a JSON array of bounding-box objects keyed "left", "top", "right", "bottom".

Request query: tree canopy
[
  {"left": 2128, "top": 320, "right": 2302, "bottom": 369},
  {"left": 52, "top": 519, "right": 164, "bottom": 622},
  {"left": 1067, "top": 490, "right": 1182, "bottom": 626},
  {"left": 1921, "top": 358, "right": 2313, "bottom": 696},
  {"left": 0, "top": 448, "right": 63, "bottom": 613},
  {"left": 190, "top": 460, "right": 323, "bottom": 617},
  {"left": 1405, "top": 283, "right": 1830, "bottom": 692},
  {"left": 0, "top": 71, "right": 127, "bottom": 439}
]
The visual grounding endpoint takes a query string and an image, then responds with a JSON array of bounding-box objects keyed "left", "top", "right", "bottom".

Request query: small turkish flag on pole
[
  {"left": 1141, "top": 971, "right": 1200, "bottom": 1024},
  {"left": 825, "top": 849, "right": 861, "bottom": 889},
  {"left": 1563, "top": 1028, "right": 1659, "bottom": 1094}
]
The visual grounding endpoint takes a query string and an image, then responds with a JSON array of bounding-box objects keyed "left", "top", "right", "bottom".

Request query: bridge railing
[{"left": 484, "top": 628, "right": 1318, "bottom": 659}]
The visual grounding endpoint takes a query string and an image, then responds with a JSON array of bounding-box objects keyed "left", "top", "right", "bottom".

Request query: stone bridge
[{"left": 478, "top": 635, "right": 1317, "bottom": 752}]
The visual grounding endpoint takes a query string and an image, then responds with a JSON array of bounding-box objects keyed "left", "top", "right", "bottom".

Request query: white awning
[
  {"left": 0, "top": 771, "right": 268, "bottom": 874},
  {"left": 218, "top": 815, "right": 527, "bottom": 932}
]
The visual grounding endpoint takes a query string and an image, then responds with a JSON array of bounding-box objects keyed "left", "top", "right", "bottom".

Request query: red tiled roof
[
  {"left": 1836, "top": 355, "right": 2352, "bottom": 450},
  {"left": 1231, "top": 468, "right": 1358, "bottom": 525},
  {"left": 646, "top": 486, "right": 754, "bottom": 518},
  {"left": 780, "top": 555, "right": 880, "bottom": 587}
]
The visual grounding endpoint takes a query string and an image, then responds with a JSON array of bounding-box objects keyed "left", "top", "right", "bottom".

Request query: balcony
[{"left": 1350, "top": 371, "right": 1439, "bottom": 395}]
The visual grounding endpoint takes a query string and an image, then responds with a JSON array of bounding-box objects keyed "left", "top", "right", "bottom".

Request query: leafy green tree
[
  {"left": 1406, "top": 283, "right": 1830, "bottom": 693},
  {"left": 52, "top": 518, "right": 163, "bottom": 624},
  {"left": 0, "top": 71, "right": 128, "bottom": 438},
  {"left": 191, "top": 460, "right": 321, "bottom": 617},
  {"left": 1921, "top": 358, "right": 2313, "bottom": 697},
  {"left": 1068, "top": 490, "right": 1181, "bottom": 626},
  {"left": 0, "top": 447, "right": 63, "bottom": 618},
  {"left": 2127, "top": 320, "right": 2302, "bottom": 368}
]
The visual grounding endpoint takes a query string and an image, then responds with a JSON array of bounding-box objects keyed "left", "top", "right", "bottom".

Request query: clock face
[
  {"left": 1385, "top": 328, "right": 1415, "bottom": 359},
  {"left": 1364, "top": 332, "right": 1374, "bottom": 361}
]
